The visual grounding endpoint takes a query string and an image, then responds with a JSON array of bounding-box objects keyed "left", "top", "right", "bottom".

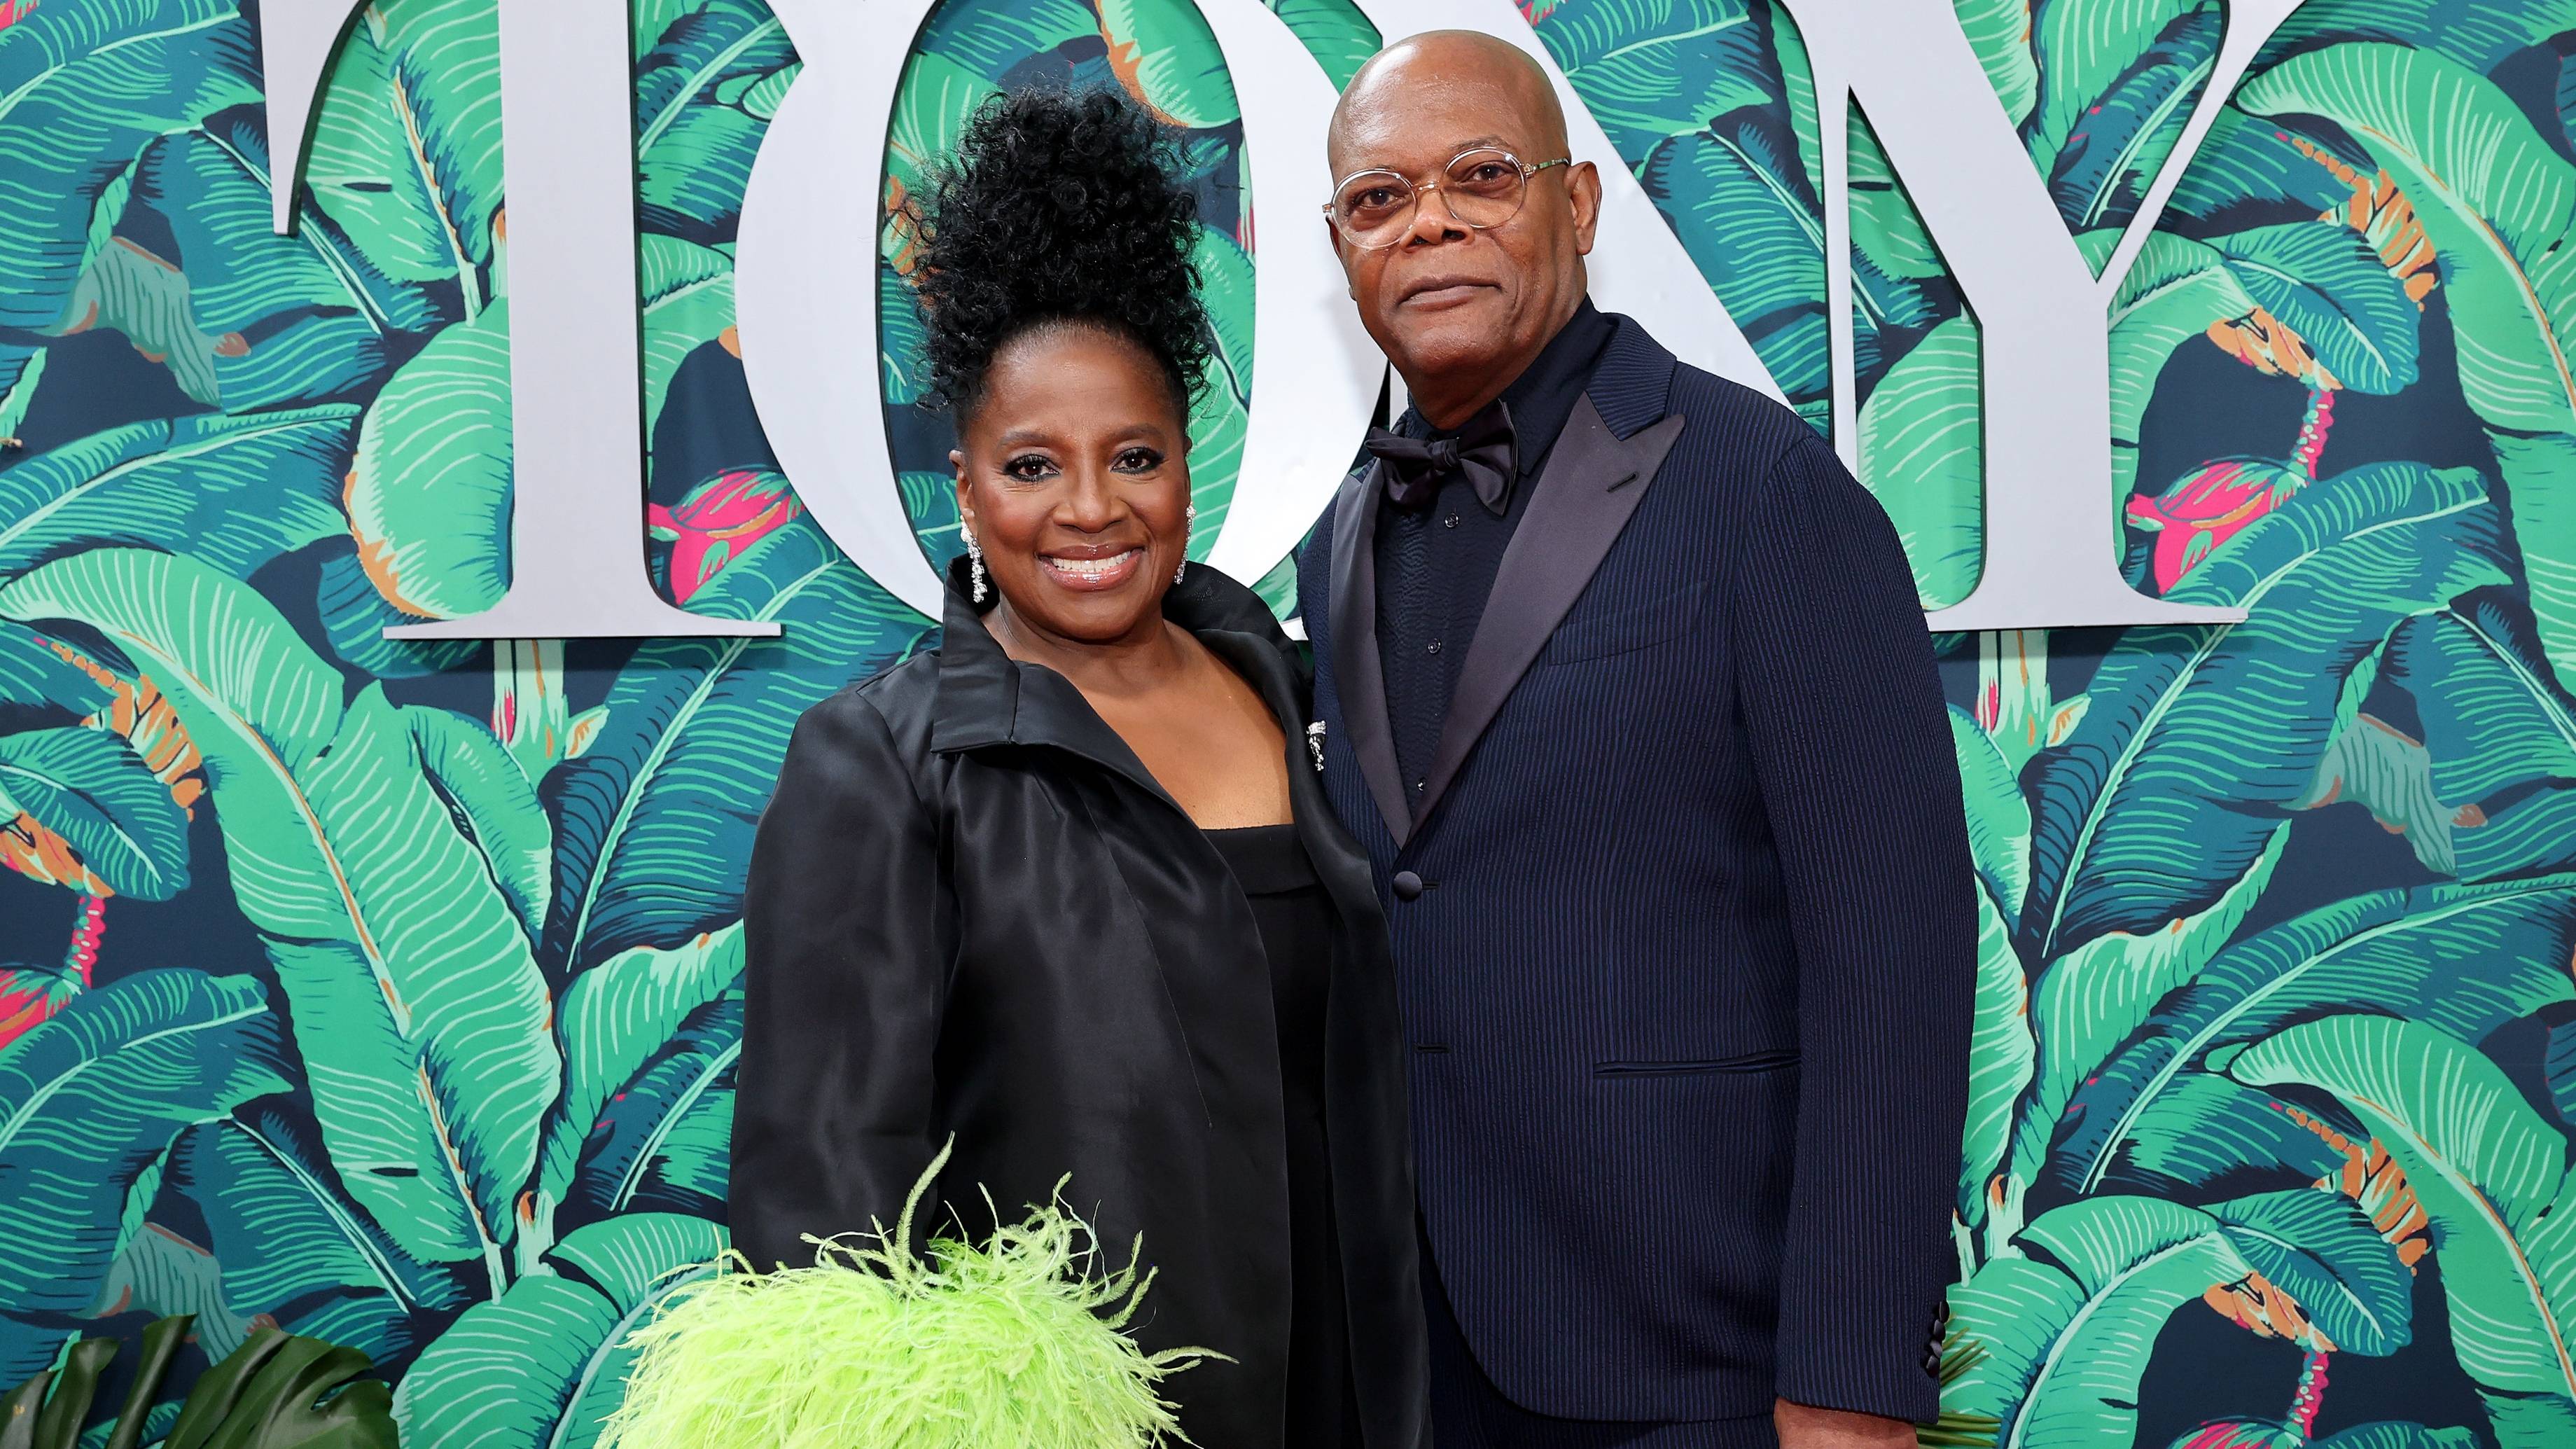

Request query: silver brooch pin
[{"left": 1306, "top": 721, "right": 1328, "bottom": 773}]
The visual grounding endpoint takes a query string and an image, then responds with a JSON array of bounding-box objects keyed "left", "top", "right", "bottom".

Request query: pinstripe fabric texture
[
  {"left": 1426, "top": 1223, "right": 1781, "bottom": 1448},
  {"left": 1297, "top": 317, "right": 1976, "bottom": 1427}
]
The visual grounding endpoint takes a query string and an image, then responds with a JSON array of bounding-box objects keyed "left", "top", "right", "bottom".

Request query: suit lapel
[
  {"left": 1414, "top": 394, "right": 1687, "bottom": 828},
  {"left": 1329, "top": 460, "right": 1414, "bottom": 846}
]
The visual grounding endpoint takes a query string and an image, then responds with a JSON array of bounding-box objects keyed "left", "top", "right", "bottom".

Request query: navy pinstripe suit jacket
[{"left": 1297, "top": 317, "right": 1976, "bottom": 1426}]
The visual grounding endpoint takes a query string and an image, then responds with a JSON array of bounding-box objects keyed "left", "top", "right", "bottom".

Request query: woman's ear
[{"left": 950, "top": 452, "right": 971, "bottom": 530}]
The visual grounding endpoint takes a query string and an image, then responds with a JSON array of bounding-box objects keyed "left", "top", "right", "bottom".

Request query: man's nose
[{"left": 1402, "top": 185, "right": 1470, "bottom": 247}]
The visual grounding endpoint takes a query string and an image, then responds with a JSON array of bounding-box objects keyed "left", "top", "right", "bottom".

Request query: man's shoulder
[
  {"left": 1591, "top": 314, "right": 1816, "bottom": 467},
  {"left": 1662, "top": 359, "right": 1818, "bottom": 463}
]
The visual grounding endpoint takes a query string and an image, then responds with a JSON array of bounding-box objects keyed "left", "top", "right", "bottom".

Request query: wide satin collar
[{"left": 927, "top": 552, "right": 1298, "bottom": 772}]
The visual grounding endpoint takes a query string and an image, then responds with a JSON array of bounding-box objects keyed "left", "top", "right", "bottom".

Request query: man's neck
[
  {"left": 1411, "top": 377, "right": 1514, "bottom": 432},
  {"left": 1404, "top": 296, "right": 1586, "bottom": 430}
]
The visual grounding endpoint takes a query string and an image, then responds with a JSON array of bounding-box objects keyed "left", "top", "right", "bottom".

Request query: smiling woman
[
  {"left": 878, "top": 0, "right": 1272, "bottom": 592},
  {"left": 727, "top": 85, "right": 1430, "bottom": 1448}
]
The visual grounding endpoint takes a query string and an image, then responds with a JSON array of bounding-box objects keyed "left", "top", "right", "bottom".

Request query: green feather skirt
[{"left": 599, "top": 1144, "right": 1212, "bottom": 1449}]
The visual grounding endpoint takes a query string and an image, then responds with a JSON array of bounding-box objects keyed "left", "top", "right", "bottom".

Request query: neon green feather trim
[{"left": 598, "top": 1142, "right": 1213, "bottom": 1449}]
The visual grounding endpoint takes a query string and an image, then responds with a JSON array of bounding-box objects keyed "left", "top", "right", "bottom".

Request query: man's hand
[{"left": 1775, "top": 1398, "right": 1919, "bottom": 1449}]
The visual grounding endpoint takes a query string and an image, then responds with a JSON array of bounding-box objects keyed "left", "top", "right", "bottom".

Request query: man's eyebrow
[
  {"left": 1348, "top": 134, "right": 1512, "bottom": 167},
  {"left": 1333, "top": 130, "right": 1518, "bottom": 172}
]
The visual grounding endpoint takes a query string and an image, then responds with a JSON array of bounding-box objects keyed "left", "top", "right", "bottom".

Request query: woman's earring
[
  {"left": 1175, "top": 503, "right": 1195, "bottom": 586},
  {"left": 962, "top": 522, "right": 988, "bottom": 604}
]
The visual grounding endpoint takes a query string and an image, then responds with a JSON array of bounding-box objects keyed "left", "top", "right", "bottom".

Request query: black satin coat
[{"left": 732, "top": 557, "right": 1429, "bottom": 1449}]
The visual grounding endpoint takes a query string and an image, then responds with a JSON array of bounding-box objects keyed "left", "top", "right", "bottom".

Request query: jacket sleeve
[
  {"left": 730, "top": 688, "right": 950, "bottom": 1271},
  {"left": 1730, "top": 429, "right": 1977, "bottom": 1424}
]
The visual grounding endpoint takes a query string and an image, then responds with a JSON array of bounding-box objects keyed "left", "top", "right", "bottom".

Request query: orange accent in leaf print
[
  {"left": 2290, "top": 135, "right": 2439, "bottom": 306},
  {"left": 2290, "top": 1106, "right": 2432, "bottom": 1269},
  {"left": 2208, "top": 305, "right": 2334, "bottom": 388},
  {"left": 353, "top": 527, "right": 424, "bottom": 618},
  {"left": 343, "top": 466, "right": 434, "bottom": 618},
  {"left": 883, "top": 177, "right": 926, "bottom": 277},
  {"left": 2206, "top": 1269, "right": 2334, "bottom": 1351},
  {"left": 1101, "top": 36, "right": 1183, "bottom": 128},
  {"left": 37, "top": 638, "right": 207, "bottom": 817},
  {"left": 0, "top": 812, "right": 113, "bottom": 896}
]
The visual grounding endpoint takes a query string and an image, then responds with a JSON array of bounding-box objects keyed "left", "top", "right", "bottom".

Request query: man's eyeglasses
[{"left": 1322, "top": 148, "right": 1571, "bottom": 249}]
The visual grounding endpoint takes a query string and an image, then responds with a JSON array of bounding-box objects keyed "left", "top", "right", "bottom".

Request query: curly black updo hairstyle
[{"left": 910, "top": 86, "right": 1211, "bottom": 422}]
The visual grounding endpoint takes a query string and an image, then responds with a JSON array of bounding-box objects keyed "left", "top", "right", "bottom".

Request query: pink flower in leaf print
[
  {"left": 0, "top": 970, "right": 59, "bottom": 1052},
  {"left": 2169, "top": 1422, "right": 2302, "bottom": 1449},
  {"left": 2125, "top": 459, "right": 2304, "bottom": 592},
  {"left": 0, "top": 899, "right": 92, "bottom": 1052},
  {"left": 649, "top": 470, "right": 802, "bottom": 604},
  {"left": 0, "top": 2, "right": 34, "bottom": 33}
]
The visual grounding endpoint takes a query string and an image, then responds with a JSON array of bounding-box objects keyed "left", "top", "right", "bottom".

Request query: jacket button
[{"left": 1392, "top": 871, "right": 1425, "bottom": 901}]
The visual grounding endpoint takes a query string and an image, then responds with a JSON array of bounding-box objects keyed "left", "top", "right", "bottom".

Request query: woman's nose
[{"left": 1057, "top": 468, "right": 1121, "bottom": 529}]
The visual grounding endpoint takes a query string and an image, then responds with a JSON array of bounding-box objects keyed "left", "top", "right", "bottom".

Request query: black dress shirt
[{"left": 1374, "top": 298, "right": 1619, "bottom": 802}]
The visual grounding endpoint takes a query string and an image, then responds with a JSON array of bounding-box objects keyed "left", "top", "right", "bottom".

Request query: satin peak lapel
[
  {"left": 1329, "top": 460, "right": 1412, "bottom": 846},
  {"left": 1415, "top": 396, "right": 1687, "bottom": 828}
]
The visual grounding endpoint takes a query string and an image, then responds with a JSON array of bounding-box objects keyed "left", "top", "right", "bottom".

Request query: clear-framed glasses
[{"left": 1321, "top": 147, "right": 1571, "bottom": 249}]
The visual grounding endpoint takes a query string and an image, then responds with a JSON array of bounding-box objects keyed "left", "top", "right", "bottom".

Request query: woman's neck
[{"left": 984, "top": 599, "right": 1191, "bottom": 698}]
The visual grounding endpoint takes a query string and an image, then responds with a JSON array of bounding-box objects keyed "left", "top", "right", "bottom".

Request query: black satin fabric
[{"left": 732, "top": 556, "right": 1428, "bottom": 1449}]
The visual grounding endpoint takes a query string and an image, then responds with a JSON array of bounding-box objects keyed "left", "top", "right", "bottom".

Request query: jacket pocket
[
  {"left": 1592, "top": 1048, "right": 1799, "bottom": 1078},
  {"left": 1540, "top": 581, "right": 1710, "bottom": 665}
]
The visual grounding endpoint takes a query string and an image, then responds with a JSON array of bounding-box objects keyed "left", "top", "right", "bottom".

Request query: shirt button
[
  {"left": 1392, "top": 871, "right": 1425, "bottom": 901},
  {"left": 1426, "top": 640, "right": 1444, "bottom": 656},
  {"left": 1443, "top": 513, "right": 1461, "bottom": 528}
]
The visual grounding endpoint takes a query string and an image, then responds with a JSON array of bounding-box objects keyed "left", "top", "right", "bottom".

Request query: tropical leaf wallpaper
[{"left": 0, "top": 0, "right": 2571, "bottom": 1443}]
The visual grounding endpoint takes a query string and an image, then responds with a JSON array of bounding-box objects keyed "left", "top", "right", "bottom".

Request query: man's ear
[{"left": 1566, "top": 160, "right": 1603, "bottom": 254}]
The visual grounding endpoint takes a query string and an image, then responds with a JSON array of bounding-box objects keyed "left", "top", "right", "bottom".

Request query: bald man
[{"left": 1294, "top": 32, "right": 1976, "bottom": 1449}]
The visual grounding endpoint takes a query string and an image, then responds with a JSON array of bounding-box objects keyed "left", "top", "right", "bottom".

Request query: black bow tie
[{"left": 1365, "top": 401, "right": 1517, "bottom": 513}]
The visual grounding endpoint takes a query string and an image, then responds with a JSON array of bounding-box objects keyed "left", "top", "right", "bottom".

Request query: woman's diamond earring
[
  {"left": 1176, "top": 503, "right": 1195, "bottom": 586},
  {"left": 962, "top": 523, "right": 988, "bottom": 604}
]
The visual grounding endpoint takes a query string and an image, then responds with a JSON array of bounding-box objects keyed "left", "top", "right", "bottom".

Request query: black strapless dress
[{"left": 1205, "top": 822, "right": 1362, "bottom": 1448}]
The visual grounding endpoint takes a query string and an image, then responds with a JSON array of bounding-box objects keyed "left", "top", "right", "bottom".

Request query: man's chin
[{"left": 1391, "top": 318, "right": 1519, "bottom": 389}]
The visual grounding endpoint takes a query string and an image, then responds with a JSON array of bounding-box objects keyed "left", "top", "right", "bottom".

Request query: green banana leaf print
[
  {"left": 2, "top": 0, "right": 2575, "bottom": 1443},
  {"left": 2229, "top": 1017, "right": 2576, "bottom": 1436},
  {"left": 0, "top": 970, "right": 290, "bottom": 1379}
]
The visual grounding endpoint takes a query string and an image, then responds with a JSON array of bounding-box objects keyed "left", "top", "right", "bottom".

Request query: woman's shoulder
[
  {"left": 793, "top": 649, "right": 942, "bottom": 765},
  {"left": 852, "top": 642, "right": 942, "bottom": 711}
]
